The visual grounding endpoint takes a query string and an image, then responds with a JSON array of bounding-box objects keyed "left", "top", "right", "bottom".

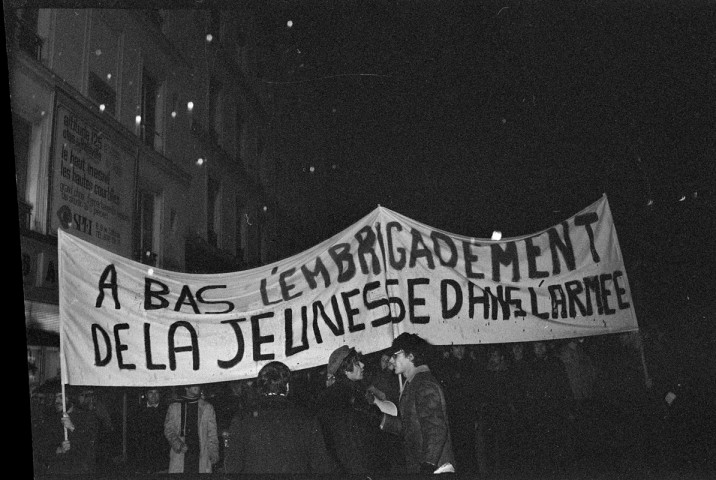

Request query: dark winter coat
[
  {"left": 382, "top": 366, "right": 456, "bottom": 473},
  {"left": 34, "top": 408, "right": 98, "bottom": 475},
  {"left": 224, "top": 395, "right": 337, "bottom": 474},
  {"left": 315, "top": 379, "right": 383, "bottom": 474},
  {"left": 127, "top": 403, "right": 168, "bottom": 473}
]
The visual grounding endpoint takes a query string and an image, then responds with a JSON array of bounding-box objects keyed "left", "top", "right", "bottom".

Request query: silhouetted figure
[
  {"left": 127, "top": 388, "right": 168, "bottom": 473},
  {"left": 315, "top": 346, "right": 383, "bottom": 474},
  {"left": 224, "top": 361, "right": 337, "bottom": 474}
]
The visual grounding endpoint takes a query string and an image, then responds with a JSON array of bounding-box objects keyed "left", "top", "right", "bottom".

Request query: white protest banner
[{"left": 59, "top": 194, "right": 638, "bottom": 386}]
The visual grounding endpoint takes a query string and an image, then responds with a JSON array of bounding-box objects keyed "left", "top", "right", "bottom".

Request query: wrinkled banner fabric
[{"left": 59, "top": 194, "right": 638, "bottom": 386}]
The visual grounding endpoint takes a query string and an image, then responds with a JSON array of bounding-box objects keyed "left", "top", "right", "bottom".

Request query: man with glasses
[{"left": 381, "top": 333, "right": 456, "bottom": 474}]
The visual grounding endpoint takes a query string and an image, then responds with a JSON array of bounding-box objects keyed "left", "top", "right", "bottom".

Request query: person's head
[
  {"left": 256, "top": 361, "right": 291, "bottom": 396},
  {"left": 389, "top": 333, "right": 430, "bottom": 376},
  {"left": 486, "top": 346, "right": 507, "bottom": 371},
  {"left": 327, "top": 346, "right": 364, "bottom": 383},
  {"left": 451, "top": 345, "right": 466, "bottom": 360},
  {"left": 54, "top": 390, "right": 75, "bottom": 413},
  {"left": 380, "top": 353, "right": 391, "bottom": 371},
  {"left": 511, "top": 342, "right": 525, "bottom": 361},
  {"left": 77, "top": 388, "right": 95, "bottom": 409},
  {"left": 146, "top": 388, "right": 160, "bottom": 405},
  {"left": 533, "top": 341, "right": 548, "bottom": 359},
  {"left": 183, "top": 385, "right": 202, "bottom": 399}
]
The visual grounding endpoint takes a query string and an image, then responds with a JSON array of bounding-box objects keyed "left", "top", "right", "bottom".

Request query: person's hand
[
  {"left": 171, "top": 439, "right": 185, "bottom": 454},
  {"left": 56, "top": 440, "right": 71, "bottom": 454},
  {"left": 60, "top": 414, "right": 75, "bottom": 432},
  {"left": 419, "top": 462, "right": 436, "bottom": 474},
  {"left": 367, "top": 385, "right": 386, "bottom": 402}
]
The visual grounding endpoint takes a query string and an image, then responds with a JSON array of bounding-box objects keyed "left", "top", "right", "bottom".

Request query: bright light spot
[
  {"left": 287, "top": 20, "right": 293, "bottom": 28},
  {"left": 646, "top": 199, "right": 654, "bottom": 207},
  {"left": 491, "top": 231, "right": 502, "bottom": 241},
  {"left": 692, "top": 191, "right": 698, "bottom": 199},
  {"left": 501, "top": 118, "right": 507, "bottom": 124},
  {"left": 95, "top": 49, "right": 102, "bottom": 56},
  {"left": 263, "top": 205, "right": 268, "bottom": 212},
  {"left": 99, "top": 104, "right": 106, "bottom": 112},
  {"left": 332, "top": 164, "right": 337, "bottom": 170},
  {"left": 171, "top": 111, "right": 177, "bottom": 118},
  {"left": 135, "top": 115, "right": 142, "bottom": 124},
  {"left": 679, "top": 195, "right": 686, "bottom": 202},
  {"left": 187, "top": 101, "right": 194, "bottom": 111},
  {"left": 206, "top": 34, "right": 213, "bottom": 42},
  {"left": 40, "top": 111, "right": 46, "bottom": 116},
  {"left": 196, "top": 158, "right": 204, "bottom": 166},
  {"left": 332, "top": 108, "right": 337, "bottom": 113},
  {"left": 309, "top": 166, "right": 315, "bottom": 173},
  {"left": 147, "top": 268, "right": 154, "bottom": 276},
  {"left": 106, "top": 73, "right": 112, "bottom": 80}
]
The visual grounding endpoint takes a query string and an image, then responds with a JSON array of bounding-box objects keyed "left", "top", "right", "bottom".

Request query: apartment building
[{"left": 7, "top": 7, "right": 277, "bottom": 389}]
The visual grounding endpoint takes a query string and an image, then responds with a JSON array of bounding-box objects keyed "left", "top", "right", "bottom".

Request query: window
[
  {"left": 15, "top": 9, "right": 42, "bottom": 60},
  {"left": 207, "top": 177, "right": 220, "bottom": 247},
  {"left": 12, "top": 114, "right": 31, "bottom": 200},
  {"left": 134, "top": 190, "right": 159, "bottom": 266},
  {"left": 88, "top": 72, "right": 116, "bottom": 116},
  {"left": 88, "top": 18, "right": 119, "bottom": 116},
  {"left": 141, "top": 68, "right": 157, "bottom": 148},
  {"left": 12, "top": 112, "right": 43, "bottom": 230},
  {"left": 208, "top": 77, "right": 222, "bottom": 142},
  {"left": 210, "top": 10, "right": 221, "bottom": 43}
]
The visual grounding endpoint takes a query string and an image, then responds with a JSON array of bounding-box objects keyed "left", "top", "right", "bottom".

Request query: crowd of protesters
[{"left": 29, "top": 325, "right": 715, "bottom": 476}]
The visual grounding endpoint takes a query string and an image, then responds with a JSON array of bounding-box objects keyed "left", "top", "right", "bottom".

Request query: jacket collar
[{"left": 405, "top": 364, "right": 430, "bottom": 383}]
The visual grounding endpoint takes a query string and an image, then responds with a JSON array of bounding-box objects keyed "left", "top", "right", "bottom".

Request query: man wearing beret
[
  {"left": 381, "top": 333, "right": 456, "bottom": 474},
  {"left": 315, "top": 345, "right": 383, "bottom": 474}
]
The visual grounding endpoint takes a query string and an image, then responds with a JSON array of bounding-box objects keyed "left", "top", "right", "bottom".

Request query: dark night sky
[
  {"left": 255, "top": 1, "right": 714, "bottom": 224},
  {"left": 250, "top": 0, "right": 715, "bottom": 323}
]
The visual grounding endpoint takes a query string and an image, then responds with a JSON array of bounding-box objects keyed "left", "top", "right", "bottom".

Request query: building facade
[{"left": 8, "top": 7, "right": 279, "bottom": 390}]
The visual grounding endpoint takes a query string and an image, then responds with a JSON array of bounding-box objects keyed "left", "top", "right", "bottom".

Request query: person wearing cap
[
  {"left": 224, "top": 361, "right": 337, "bottom": 474},
  {"left": 381, "top": 333, "right": 456, "bottom": 474},
  {"left": 164, "top": 384, "right": 219, "bottom": 473},
  {"left": 315, "top": 345, "right": 383, "bottom": 474}
]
